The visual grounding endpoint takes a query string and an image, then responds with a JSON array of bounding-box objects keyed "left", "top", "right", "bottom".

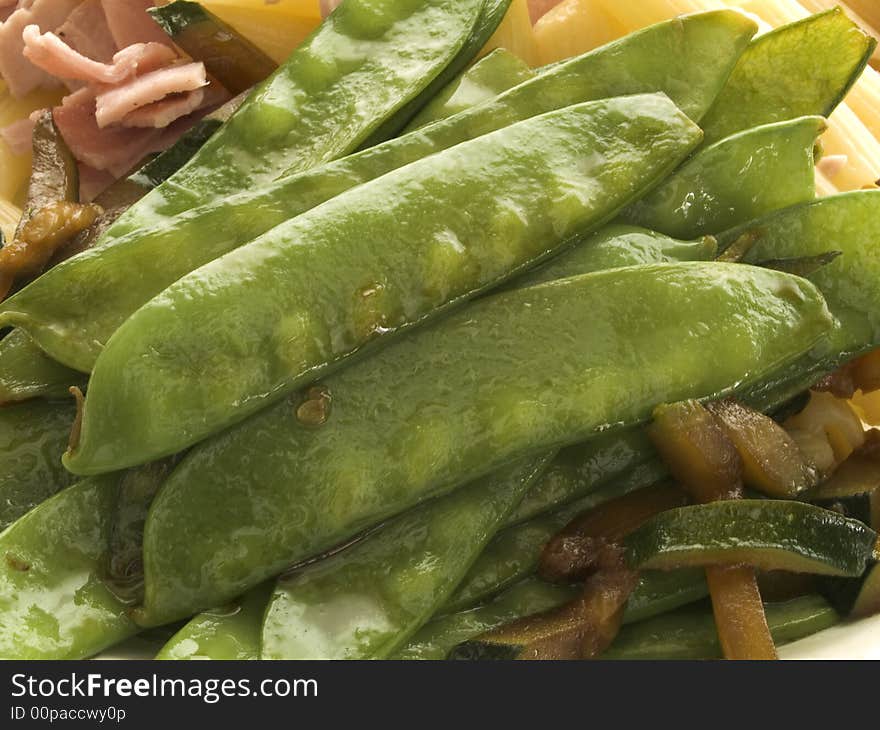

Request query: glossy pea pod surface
[
  {"left": 722, "top": 191, "right": 880, "bottom": 408},
  {"left": 0, "top": 399, "right": 76, "bottom": 530},
  {"left": 104, "top": 0, "right": 485, "bottom": 234},
  {"left": 156, "top": 584, "right": 273, "bottom": 661},
  {"left": 0, "top": 330, "right": 83, "bottom": 403},
  {"left": 403, "top": 47, "right": 534, "bottom": 132},
  {"left": 260, "top": 457, "right": 550, "bottom": 660},
  {"left": 621, "top": 116, "right": 825, "bottom": 239},
  {"left": 0, "top": 477, "right": 138, "bottom": 659},
  {"left": 138, "top": 263, "right": 833, "bottom": 624},
  {"left": 699, "top": 8, "right": 874, "bottom": 146},
  {"left": 0, "top": 10, "right": 756, "bottom": 374},
  {"left": 66, "top": 95, "right": 705, "bottom": 474}
]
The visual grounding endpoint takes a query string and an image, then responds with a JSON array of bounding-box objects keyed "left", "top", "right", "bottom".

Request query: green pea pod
[
  {"left": 601, "top": 596, "right": 839, "bottom": 660},
  {"left": 156, "top": 584, "right": 273, "bottom": 660},
  {"left": 720, "top": 191, "right": 880, "bottom": 408},
  {"left": 512, "top": 224, "right": 717, "bottom": 293},
  {"left": 0, "top": 399, "right": 76, "bottom": 530},
  {"left": 621, "top": 116, "right": 825, "bottom": 239},
  {"left": 0, "top": 10, "right": 755, "bottom": 374},
  {"left": 260, "top": 457, "right": 550, "bottom": 660},
  {"left": 443, "top": 461, "right": 667, "bottom": 613},
  {"left": 0, "top": 330, "right": 84, "bottom": 403},
  {"left": 700, "top": 8, "right": 874, "bottom": 146},
  {"left": 104, "top": 0, "right": 485, "bottom": 238},
  {"left": 723, "top": 191, "right": 880, "bottom": 352},
  {"left": 404, "top": 47, "right": 534, "bottom": 132},
  {"left": 138, "top": 263, "right": 833, "bottom": 625},
  {"left": 394, "top": 571, "right": 707, "bottom": 661},
  {"left": 0, "top": 477, "right": 137, "bottom": 659},
  {"left": 67, "top": 95, "right": 705, "bottom": 475},
  {"left": 359, "top": 0, "right": 513, "bottom": 146}
]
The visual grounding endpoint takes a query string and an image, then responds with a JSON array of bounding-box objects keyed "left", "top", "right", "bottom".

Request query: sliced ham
[
  {"left": 56, "top": 0, "right": 116, "bottom": 64},
  {"left": 0, "top": 114, "right": 34, "bottom": 154},
  {"left": 77, "top": 162, "right": 115, "bottom": 202},
  {"left": 23, "top": 25, "right": 176, "bottom": 85},
  {"left": 0, "top": 0, "right": 83, "bottom": 97},
  {"left": 121, "top": 87, "right": 205, "bottom": 128},
  {"left": 528, "top": 0, "right": 565, "bottom": 24},
  {"left": 95, "top": 61, "right": 207, "bottom": 128},
  {"left": 101, "top": 0, "right": 176, "bottom": 50},
  {"left": 53, "top": 87, "right": 163, "bottom": 175}
]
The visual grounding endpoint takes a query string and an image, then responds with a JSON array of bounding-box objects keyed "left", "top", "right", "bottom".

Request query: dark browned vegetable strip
[
  {"left": 648, "top": 400, "right": 778, "bottom": 660},
  {"left": 150, "top": 1, "right": 277, "bottom": 95}
]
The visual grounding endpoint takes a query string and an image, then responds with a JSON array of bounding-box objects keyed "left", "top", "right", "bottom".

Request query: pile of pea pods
[{"left": 1, "top": 1, "right": 879, "bottom": 660}]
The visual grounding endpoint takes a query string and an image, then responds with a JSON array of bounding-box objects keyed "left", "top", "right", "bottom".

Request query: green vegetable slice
[
  {"left": 138, "top": 263, "right": 832, "bottom": 625},
  {"left": 0, "top": 330, "right": 84, "bottom": 403},
  {"left": 700, "top": 8, "right": 874, "bottom": 145},
  {"left": 0, "top": 399, "right": 76, "bottom": 530},
  {"left": 260, "top": 457, "right": 549, "bottom": 660},
  {"left": 0, "top": 10, "right": 756, "bottom": 374},
  {"left": 0, "top": 477, "right": 137, "bottom": 659},
  {"left": 621, "top": 116, "right": 825, "bottom": 239},
  {"left": 66, "top": 95, "right": 704, "bottom": 474},
  {"left": 156, "top": 584, "right": 272, "bottom": 660},
  {"left": 625, "top": 500, "right": 877, "bottom": 577},
  {"left": 149, "top": 1, "right": 277, "bottom": 95},
  {"left": 404, "top": 47, "right": 533, "bottom": 132},
  {"left": 601, "top": 596, "right": 839, "bottom": 660}
]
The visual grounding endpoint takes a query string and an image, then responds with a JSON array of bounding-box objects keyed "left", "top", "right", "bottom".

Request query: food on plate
[{"left": 0, "top": 0, "right": 879, "bottom": 661}]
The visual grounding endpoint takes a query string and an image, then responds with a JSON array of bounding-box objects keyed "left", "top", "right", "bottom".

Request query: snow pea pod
[
  {"left": 104, "top": 0, "right": 485, "bottom": 237},
  {"left": 719, "top": 191, "right": 880, "bottom": 411},
  {"left": 138, "top": 263, "right": 833, "bottom": 625},
  {"left": 394, "top": 571, "right": 708, "bottom": 660},
  {"left": 0, "top": 9, "right": 755, "bottom": 373},
  {"left": 722, "top": 191, "right": 880, "bottom": 354},
  {"left": 0, "top": 330, "right": 83, "bottom": 403},
  {"left": 67, "top": 95, "right": 704, "bottom": 474},
  {"left": 260, "top": 457, "right": 550, "bottom": 660},
  {"left": 359, "top": 0, "right": 512, "bottom": 146},
  {"left": 601, "top": 596, "right": 839, "bottom": 660},
  {"left": 443, "top": 461, "right": 667, "bottom": 613},
  {"left": 0, "top": 476, "right": 137, "bottom": 659},
  {"left": 513, "top": 224, "right": 717, "bottom": 292},
  {"left": 156, "top": 584, "right": 273, "bottom": 661},
  {"left": 404, "top": 47, "right": 534, "bottom": 132},
  {"left": 621, "top": 116, "right": 825, "bottom": 239},
  {"left": 700, "top": 8, "right": 874, "bottom": 146},
  {"left": 0, "top": 399, "right": 76, "bottom": 530}
]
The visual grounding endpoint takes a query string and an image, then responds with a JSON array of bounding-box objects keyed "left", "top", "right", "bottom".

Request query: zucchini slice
[
  {"left": 625, "top": 500, "right": 877, "bottom": 577},
  {"left": 150, "top": 1, "right": 276, "bottom": 94}
]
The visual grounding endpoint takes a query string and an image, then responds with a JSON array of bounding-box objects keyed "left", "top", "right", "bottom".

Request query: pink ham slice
[
  {"left": 0, "top": 0, "right": 83, "bottom": 97},
  {"left": 528, "top": 0, "right": 565, "bottom": 24},
  {"left": 23, "top": 25, "right": 176, "bottom": 85},
  {"left": 56, "top": 0, "right": 116, "bottom": 64},
  {"left": 101, "top": 0, "right": 176, "bottom": 49},
  {"left": 121, "top": 87, "right": 205, "bottom": 128},
  {"left": 53, "top": 87, "right": 164, "bottom": 175},
  {"left": 0, "top": 114, "right": 35, "bottom": 154},
  {"left": 95, "top": 61, "right": 207, "bottom": 128}
]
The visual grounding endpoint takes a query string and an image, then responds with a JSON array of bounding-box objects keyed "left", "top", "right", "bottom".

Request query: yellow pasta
[
  {"left": 479, "top": 0, "right": 539, "bottom": 67},
  {"left": 532, "top": 0, "right": 626, "bottom": 65},
  {"left": 0, "top": 199, "right": 21, "bottom": 243},
  {"left": 592, "top": 0, "right": 729, "bottom": 33},
  {"left": 199, "top": 4, "right": 321, "bottom": 63},
  {"left": 841, "top": 0, "right": 880, "bottom": 35},
  {"left": 200, "top": 0, "right": 321, "bottom": 20},
  {"left": 0, "top": 82, "right": 64, "bottom": 205}
]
